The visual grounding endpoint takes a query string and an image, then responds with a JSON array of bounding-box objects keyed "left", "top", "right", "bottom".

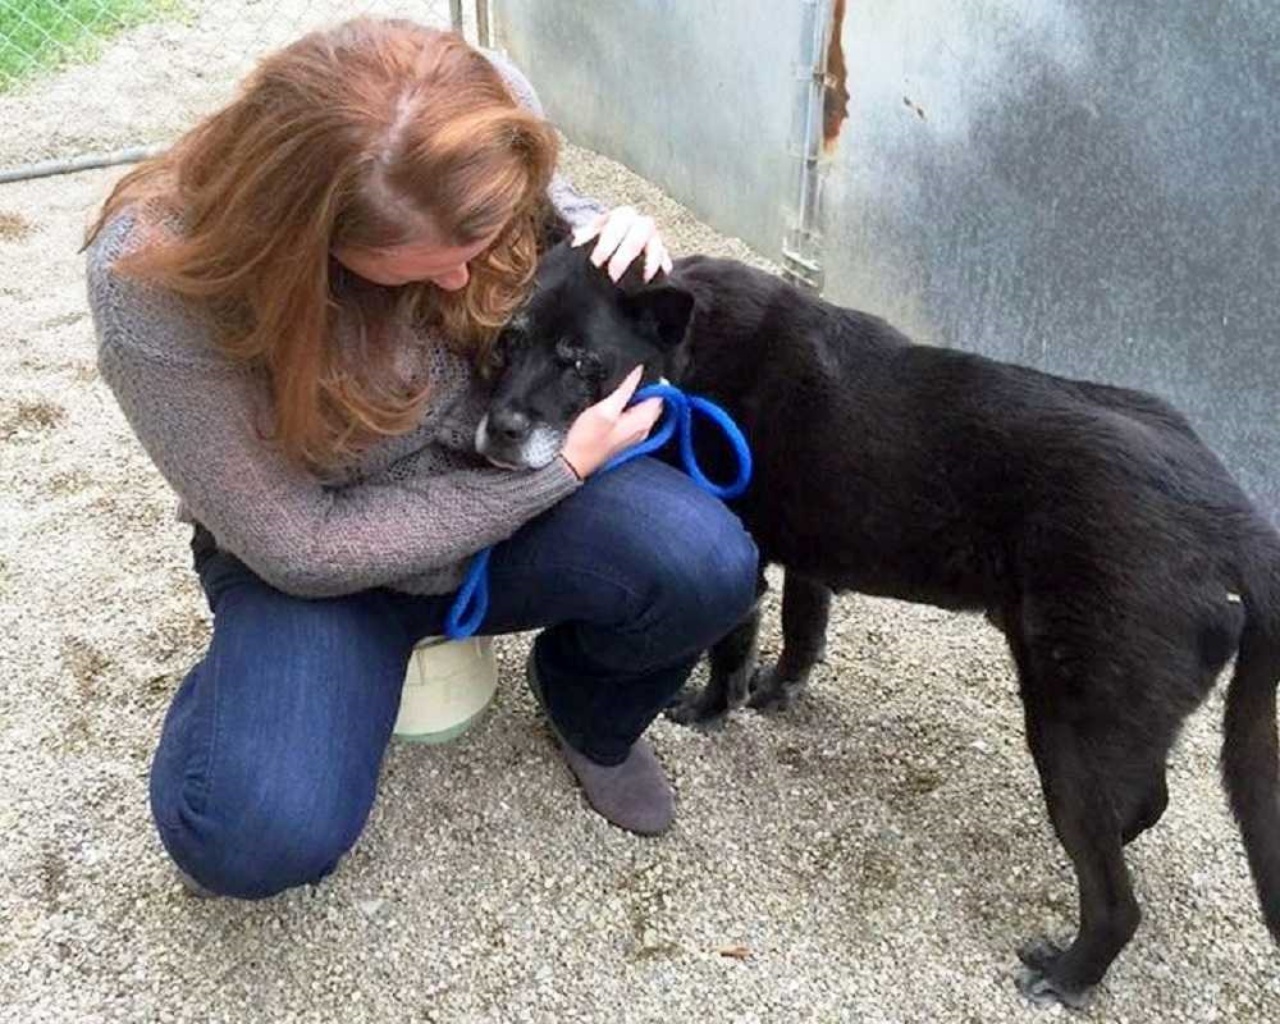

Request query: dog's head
[{"left": 475, "top": 242, "right": 694, "bottom": 469}]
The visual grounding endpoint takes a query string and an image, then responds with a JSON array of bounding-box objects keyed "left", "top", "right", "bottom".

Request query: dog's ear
[{"left": 620, "top": 280, "right": 696, "bottom": 350}]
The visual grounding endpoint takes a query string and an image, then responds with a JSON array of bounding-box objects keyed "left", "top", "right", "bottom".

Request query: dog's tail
[{"left": 1222, "top": 521, "right": 1280, "bottom": 943}]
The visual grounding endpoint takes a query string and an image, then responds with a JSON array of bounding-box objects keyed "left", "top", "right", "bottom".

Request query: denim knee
[
  {"left": 642, "top": 499, "right": 759, "bottom": 651},
  {"left": 152, "top": 772, "right": 367, "bottom": 899},
  {"left": 150, "top": 568, "right": 408, "bottom": 899}
]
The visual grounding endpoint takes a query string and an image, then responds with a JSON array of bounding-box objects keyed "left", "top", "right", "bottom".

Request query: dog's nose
[{"left": 490, "top": 408, "right": 531, "bottom": 444}]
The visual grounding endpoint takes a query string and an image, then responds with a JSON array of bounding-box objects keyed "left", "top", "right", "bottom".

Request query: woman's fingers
[
  {"left": 642, "top": 232, "right": 672, "bottom": 282},
  {"left": 570, "top": 207, "right": 671, "bottom": 283},
  {"left": 587, "top": 207, "right": 638, "bottom": 271},
  {"left": 606, "top": 214, "right": 657, "bottom": 282},
  {"left": 570, "top": 210, "right": 609, "bottom": 249},
  {"left": 559, "top": 366, "right": 663, "bottom": 477},
  {"left": 600, "top": 364, "right": 644, "bottom": 417},
  {"left": 621, "top": 395, "right": 665, "bottom": 437}
]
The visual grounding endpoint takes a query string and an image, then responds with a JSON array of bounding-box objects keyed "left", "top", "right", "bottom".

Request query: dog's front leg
[
  {"left": 749, "top": 571, "right": 831, "bottom": 712},
  {"left": 666, "top": 600, "right": 764, "bottom": 730}
]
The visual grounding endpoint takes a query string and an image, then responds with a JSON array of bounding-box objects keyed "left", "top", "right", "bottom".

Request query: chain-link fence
[{"left": 0, "top": 1, "right": 482, "bottom": 180}]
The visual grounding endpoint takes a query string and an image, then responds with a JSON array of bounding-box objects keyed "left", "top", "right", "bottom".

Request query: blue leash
[{"left": 444, "top": 383, "right": 753, "bottom": 640}]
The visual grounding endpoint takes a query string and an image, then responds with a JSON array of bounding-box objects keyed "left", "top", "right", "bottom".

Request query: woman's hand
[
  {"left": 572, "top": 206, "right": 674, "bottom": 283},
  {"left": 560, "top": 366, "right": 663, "bottom": 478}
]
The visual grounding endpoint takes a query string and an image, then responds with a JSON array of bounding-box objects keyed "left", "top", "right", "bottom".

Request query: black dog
[{"left": 475, "top": 242, "right": 1280, "bottom": 1006}]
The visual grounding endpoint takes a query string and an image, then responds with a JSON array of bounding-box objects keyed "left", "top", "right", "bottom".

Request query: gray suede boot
[{"left": 526, "top": 653, "right": 675, "bottom": 836}]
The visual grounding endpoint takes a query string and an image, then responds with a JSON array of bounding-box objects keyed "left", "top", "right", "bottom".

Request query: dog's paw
[
  {"left": 745, "top": 665, "right": 801, "bottom": 713},
  {"left": 664, "top": 690, "right": 730, "bottom": 731},
  {"left": 1017, "top": 937, "right": 1065, "bottom": 973},
  {"left": 1014, "top": 939, "right": 1090, "bottom": 1010}
]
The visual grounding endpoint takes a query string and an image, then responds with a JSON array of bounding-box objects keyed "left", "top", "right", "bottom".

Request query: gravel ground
[{"left": 2, "top": 5, "right": 1278, "bottom": 1023}]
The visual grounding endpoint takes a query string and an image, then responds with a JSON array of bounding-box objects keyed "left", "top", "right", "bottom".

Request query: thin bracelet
[{"left": 559, "top": 452, "right": 583, "bottom": 481}]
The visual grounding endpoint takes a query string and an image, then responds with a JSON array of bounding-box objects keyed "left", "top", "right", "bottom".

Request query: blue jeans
[{"left": 149, "top": 459, "right": 757, "bottom": 899}]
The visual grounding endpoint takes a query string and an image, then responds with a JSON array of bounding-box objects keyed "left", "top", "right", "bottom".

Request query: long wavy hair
[{"left": 86, "top": 17, "right": 559, "bottom": 467}]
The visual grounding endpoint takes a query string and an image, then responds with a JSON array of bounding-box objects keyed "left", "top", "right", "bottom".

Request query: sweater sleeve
[
  {"left": 89, "top": 249, "right": 580, "bottom": 599},
  {"left": 485, "top": 49, "right": 606, "bottom": 231}
]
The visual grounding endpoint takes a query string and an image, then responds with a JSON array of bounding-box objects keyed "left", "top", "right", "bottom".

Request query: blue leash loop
[{"left": 444, "top": 383, "right": 753, "bottom": 639}]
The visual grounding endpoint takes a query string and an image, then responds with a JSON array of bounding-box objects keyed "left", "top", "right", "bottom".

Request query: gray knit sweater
[{"left": 86, "top": 54, "right": 602, "bottom": 599}]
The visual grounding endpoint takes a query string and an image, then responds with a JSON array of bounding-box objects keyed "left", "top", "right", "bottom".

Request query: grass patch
[{"left": 0, "top": 0, "right": 182, "bottom": 92}]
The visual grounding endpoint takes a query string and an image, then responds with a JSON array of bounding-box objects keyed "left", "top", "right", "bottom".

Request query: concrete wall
[{"left": 494, "top": 0, "right": 1280, "bottom": 523}]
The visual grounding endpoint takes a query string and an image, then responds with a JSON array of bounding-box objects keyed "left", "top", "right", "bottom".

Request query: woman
[{"left": 84, "top": 17, "right": 757, "bottom": 899}]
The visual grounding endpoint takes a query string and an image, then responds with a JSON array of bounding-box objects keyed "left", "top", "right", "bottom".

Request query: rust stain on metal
[{"left": 822, "top": 0, "right": 850, "bottom": 152}]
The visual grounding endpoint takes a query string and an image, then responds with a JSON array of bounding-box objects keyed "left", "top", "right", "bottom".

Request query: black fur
[{"left": 477, "top": 242, "right": 1280, "bottom": 1005}]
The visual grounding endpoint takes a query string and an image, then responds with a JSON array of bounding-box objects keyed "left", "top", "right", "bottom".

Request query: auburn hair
[{"left": 86, "top": 17, "right": 560, "bottom": 467}]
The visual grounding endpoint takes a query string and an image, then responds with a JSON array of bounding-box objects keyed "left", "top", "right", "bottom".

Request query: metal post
[{"left": 781, "top": 0, "right": 834, "bottom": 294}]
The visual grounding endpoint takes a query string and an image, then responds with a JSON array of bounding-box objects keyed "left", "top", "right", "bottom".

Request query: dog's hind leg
[
  {"left": 1117, "top": 599, "right": 1237, "bottom": 847},
  {"left": 667, "top": 578, "right": 767, "bottom": 729},
  {"left": 1016, "top": 718, "right": 1142, "bottom": 1007},
  {"left": 1119, "top": 763, "right": 1169, "bottom": 846},
  {"left": 1010, "top": 633, "right": 1142, "bottom": 1007},
  {"left": 749, "top": 572, "right": 832, "bottom": 712}
]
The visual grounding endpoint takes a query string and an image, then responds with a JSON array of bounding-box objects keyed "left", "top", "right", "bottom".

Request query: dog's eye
[
  {"left": 572, "top": 353, "right": 603, "bottom": 380},
  {"left": 553, "top": 338, "right": 603, "bottom": 380}
]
